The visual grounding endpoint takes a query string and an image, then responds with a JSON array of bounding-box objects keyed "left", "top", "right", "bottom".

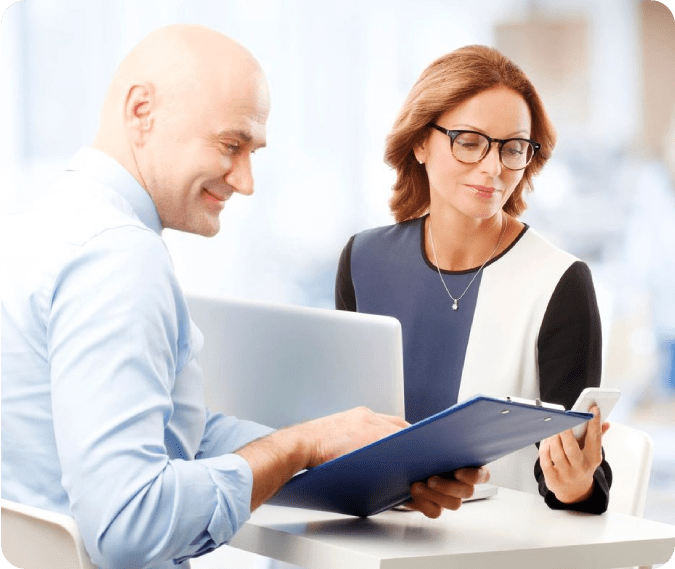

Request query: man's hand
[
  {"left": 238, "top": 407, "right": 491, "bottom": 518},
  {"left": 237, "top": 406, "right": 407, "bottom": 510},
  {"left": 302, "top": 406, "right": 408, "bottom": 468},
  {"left": 406, "top": 467, "right": 491, "bottom": 518},
  {"left": 303, "top": 410, "right": 491, "bottom": 519},
  {"left": 539, "top": 405, "right": 610, "bottom": 504}
]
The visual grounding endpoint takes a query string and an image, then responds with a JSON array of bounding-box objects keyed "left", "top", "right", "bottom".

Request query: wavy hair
[{"left": 385, "top": 45, "right": 556, "bottom": 222}]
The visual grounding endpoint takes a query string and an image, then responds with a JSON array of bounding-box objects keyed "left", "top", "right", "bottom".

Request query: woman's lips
[{"left": 469, "top": 185, "right": 499, "bottom": 197}]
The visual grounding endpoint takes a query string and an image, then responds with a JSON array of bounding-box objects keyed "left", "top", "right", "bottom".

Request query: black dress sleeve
[
  {"left": 534, "top": 261, "right": 612, "bottom": 513},
  {"left": 335, "top": 235, "right": 357, "bottom": 312}
]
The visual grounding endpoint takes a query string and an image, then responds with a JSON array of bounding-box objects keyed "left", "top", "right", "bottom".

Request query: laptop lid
[{"left": 186, "top": 295, "right": 405, "bottom": 429}]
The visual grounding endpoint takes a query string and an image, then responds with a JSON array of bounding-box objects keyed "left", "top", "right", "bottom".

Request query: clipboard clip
[{"left": 505, "top": 396, "right": 565, "bottom": 411}]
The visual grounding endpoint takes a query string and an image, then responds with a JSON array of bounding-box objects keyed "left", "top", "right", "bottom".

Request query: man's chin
[
  {"left": 184, "top": 219, "right": 221, "bottom": 238},
  {"left": 198, "top": 223, "right": 220, "bottom": 238},
  {"left": 163, "top": 211, "right": 221, "bottom": 237}
]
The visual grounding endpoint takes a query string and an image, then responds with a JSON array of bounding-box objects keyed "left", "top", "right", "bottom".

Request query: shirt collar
[{"left": 67, "top": 147, "right": 163, "bottom": 235}]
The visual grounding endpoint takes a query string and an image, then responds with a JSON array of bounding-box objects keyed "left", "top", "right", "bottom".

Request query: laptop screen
[{"left": 186, "top": 295, "right": 405, "bottom": 429}]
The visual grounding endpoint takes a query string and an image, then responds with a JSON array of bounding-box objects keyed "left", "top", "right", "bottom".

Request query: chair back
[
  {"left": 1, "top": 499, "right": 97, "bottom": 569},
  {"left": 601, "top": 422, "right": 654, "bottom": 517}
]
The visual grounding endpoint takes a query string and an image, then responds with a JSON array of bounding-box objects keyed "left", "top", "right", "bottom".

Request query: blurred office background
[{"left": 2, "top": 0, "right": 674, "bottom": 527}]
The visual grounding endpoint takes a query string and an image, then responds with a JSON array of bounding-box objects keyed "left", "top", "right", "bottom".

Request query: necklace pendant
[{"left": 452, "top": 300, "right": 458, "bottom": 311}]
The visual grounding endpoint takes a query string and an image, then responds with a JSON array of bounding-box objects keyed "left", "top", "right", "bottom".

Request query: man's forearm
[
  {"left": 235, "top": 407, "right": 408, "bottom": 511},
  {"left": 235, "top": 424, "right": 313, "bottom": 510}
]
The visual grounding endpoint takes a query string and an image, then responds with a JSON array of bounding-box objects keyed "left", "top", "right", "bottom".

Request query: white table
[{"left": 219, "top": 487, "right": 675, "bottom": 569}]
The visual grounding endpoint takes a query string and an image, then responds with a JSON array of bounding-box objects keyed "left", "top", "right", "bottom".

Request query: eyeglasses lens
[
  {"left": 451, "top": 132, "right": 533, "bottom": 170},
  {"left": 501, "top": 139, "right": 533, "bottom": 170},
  {"left": 452, "top": 132, "right": 489, "bottom": 163}
]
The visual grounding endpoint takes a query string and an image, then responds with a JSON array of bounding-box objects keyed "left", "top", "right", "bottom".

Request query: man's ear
[{"left": 124, "top": 84, "right": 155, "bottom": 144}]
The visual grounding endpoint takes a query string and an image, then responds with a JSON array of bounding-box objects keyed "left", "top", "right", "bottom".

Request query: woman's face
[{"left": 416, "top": 87, "right": 532, "bottom": 220}]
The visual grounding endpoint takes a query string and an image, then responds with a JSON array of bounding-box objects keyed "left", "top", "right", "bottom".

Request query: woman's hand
[
  {"left": 406, "top": 467, "right": 490, "bottom": 518},
  {"left": 539, "top": 405, "right": 610, "bottom": 503}
]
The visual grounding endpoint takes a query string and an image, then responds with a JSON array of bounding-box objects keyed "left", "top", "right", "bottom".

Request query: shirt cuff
[
  {"left": 535, "top": 457, "right": 612, "bottom": 514},
  {"left": 203, "top": 453, "right": 254, "bottom": 545}
]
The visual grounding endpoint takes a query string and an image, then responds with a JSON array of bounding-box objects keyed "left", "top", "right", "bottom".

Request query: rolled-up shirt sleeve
[
  {"left": 48, "top": 224, "right": 267, "bottom": 567},
  {"left": 197, "top": 409, "right": 274, "bottom": 460}
]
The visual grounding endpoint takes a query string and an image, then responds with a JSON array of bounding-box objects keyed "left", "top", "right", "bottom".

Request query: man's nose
[{"left": 227, "top": 156, "right": 254, "bottom": 196}]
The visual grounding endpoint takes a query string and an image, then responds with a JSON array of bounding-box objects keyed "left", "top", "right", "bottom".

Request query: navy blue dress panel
[
  {"left": 349, "top": 217, "right": 482, "bottom": 423},
  {"left": 336, "top": 220, "right": 611, "bottom": 514}
]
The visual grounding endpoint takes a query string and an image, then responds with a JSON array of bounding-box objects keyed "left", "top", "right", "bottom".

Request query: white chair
[
  {"left": 1, "top": 499, "right": 97, "bottom": 569},
  {"left": 601, "top": 422, "right": 655, "bottom": 569},
  {"left": 602, "top": 422, "right": 654, "bottom": 517},
  {"left": 1, "top": 500, "right": 290, "bottom": 569}
]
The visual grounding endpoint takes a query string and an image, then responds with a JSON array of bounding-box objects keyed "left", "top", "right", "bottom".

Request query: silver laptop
[{"left": 186, "top": 295, "right": 405, "bottom": 429}]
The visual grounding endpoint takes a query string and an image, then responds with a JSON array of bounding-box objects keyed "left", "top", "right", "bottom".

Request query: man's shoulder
[
  {"left": 2, "top": 173, "right": 165, "bottom": 277},
  {"left": 40, "top": 170, "right": 157, "bottom": 245}
]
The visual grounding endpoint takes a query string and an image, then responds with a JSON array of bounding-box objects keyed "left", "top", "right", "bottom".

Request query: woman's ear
[
  {"left": 124, "top": 84, "right": 155, "bottom": 144},
  {"left": 413, "top": 140, "right": 428, "bottom": 165}
]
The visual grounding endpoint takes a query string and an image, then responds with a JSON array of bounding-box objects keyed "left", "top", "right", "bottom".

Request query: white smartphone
[{"left": 570, "top": 387, "right": 621, "bottom": 439}]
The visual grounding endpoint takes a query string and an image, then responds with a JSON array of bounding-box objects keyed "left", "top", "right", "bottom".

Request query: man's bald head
[
  {"left": 94, "top": 25, "right": 270, "bottom": 237},
  {"left": 96, "top": 25, "right": 266, "bottom": 156},
  {"left": 118, "top": 24, "right": 259, "bottom": 82}
]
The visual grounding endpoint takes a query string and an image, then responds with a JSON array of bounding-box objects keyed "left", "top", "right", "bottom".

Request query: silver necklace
[{"left": 428, "top": 214, "right": 508, "bottom": 311}]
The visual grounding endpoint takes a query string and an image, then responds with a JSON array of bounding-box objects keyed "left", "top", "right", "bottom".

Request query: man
[{"left": 1, "top": 25, "right": 488, "bottom": 568}]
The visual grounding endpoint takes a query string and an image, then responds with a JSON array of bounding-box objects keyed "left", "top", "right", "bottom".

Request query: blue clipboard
[{"left": 267, "top": 395, "right": 592, "bottom": 517}]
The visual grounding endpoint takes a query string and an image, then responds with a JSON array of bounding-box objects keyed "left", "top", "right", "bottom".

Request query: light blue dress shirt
[{"left": 1, "top": 148, "right": 274, "bottom": 568}]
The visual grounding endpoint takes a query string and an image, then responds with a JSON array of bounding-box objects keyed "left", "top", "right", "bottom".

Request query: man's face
[{"left": 140, "top": 69, "right": 269, "bottom": 237}]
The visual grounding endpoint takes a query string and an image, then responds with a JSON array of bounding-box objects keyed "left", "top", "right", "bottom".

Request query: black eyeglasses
[{"left": 427, "top": 123, "right": 541, "bottom": 171}]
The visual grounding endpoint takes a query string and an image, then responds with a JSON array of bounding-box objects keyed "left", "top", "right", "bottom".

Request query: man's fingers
[{"left": 377, "top": 413, "right": 409, "bottom": 429}]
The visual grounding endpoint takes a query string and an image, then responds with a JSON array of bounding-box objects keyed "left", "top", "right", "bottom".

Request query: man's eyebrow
[{"left": 217, "top": 130, "right": 266, "bottom": 149}]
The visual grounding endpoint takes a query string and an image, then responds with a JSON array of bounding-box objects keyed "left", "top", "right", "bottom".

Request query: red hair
[{"left": 385, "top": 45, "right": 556, "bottom": 222}]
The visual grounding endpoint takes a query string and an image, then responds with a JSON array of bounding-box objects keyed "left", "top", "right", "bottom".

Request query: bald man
[{"left": 1, "top": 25, "right": 488, "bottom": 569}]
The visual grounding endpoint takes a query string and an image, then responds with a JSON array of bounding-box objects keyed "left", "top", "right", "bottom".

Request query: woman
[{"left": 336, "top": 45, "right": 611, "bottom": 513}]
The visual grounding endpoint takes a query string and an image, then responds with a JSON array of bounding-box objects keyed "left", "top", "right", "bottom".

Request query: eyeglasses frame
[{"left": 427, "top": 123, "right": 541, "bottom": 171}]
